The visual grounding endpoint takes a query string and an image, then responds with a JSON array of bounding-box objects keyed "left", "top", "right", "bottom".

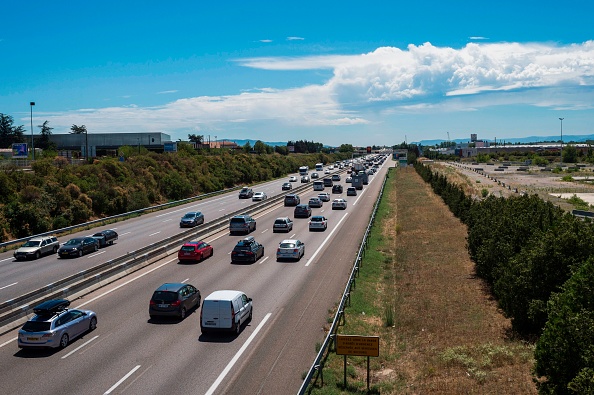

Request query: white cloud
[
  {"left": 259, "top": 39, "right": 272, "bottom": 43},
  {"left": 469, "top": 36, "right": 489, "bottom": 40},
  {"left": 157, "top": 90, "right": 178, "bottom": 94},
  {"left": 287, "top": 36, "right": 304, "bottom": 41}
]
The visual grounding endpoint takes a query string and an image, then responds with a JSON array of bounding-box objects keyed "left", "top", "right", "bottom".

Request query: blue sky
[{"left": 1, "top": 1, "right": 593, "bottom": 146}]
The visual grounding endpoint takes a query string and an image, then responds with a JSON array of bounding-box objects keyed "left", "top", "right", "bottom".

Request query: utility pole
[
  {"left": 559, "top": 117, "right": 564, "bottom": 164},
  {"left": 30, "top": 102, "right": 35, "bottom": 160}
]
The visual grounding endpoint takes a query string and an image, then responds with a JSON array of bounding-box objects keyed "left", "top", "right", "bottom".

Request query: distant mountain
[{"left": 415, "top": 134, "right": 594, "bottom": 146}]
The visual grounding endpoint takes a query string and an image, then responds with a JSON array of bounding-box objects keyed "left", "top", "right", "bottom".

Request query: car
[
  {"left": 345, "top": 177, "right": 353, "bottom": 183},
  {"left": 294, "top": 204, "right": 312, "bottom": 218},
  {"left": 252, "top": 192, "right": 267, "bottom": 201},
  {"left": 347, "top": 187, "right": 357, "bottom": 196},
  {"left": 311, "top": 172, "right": 319, "bottom": 179},
  {"left": 323, "top": 178, "right": 333, "bottom": 187},
  {"left": 284, "top": 194, "right": 300, "bottom": 206},
  {"left": 324, "top": 169, "right": 330, "bottom": 174},
  {"left": 229, "top": 214, "right": 256, "bottom": 235},
  {"left": 13, "top": 236, "right": 59, "bottom": 260},
  {"left": 332, "top": 198, "right": 348, "bottom": 210},
  {"left": 308, "top": 196, "right": 323, "bottom": 208},
  {"left": 328, "top": 165, "right": 334, "bottom": 170},
  {"left": 273, "top": 217, "right": 294, "bottom": 233},
  {"left": 178, "top": 240, "right": 213, "bottom": 262},
  {"left": 309, "top": 215, "right": 328, "bottom": 231},
  {"left": 149, "top": 283, "right": 201, "bottom": 320},
  {"left": 332, "top": 184, "right": 343, "bottom": 194},
  {"left": 18, "top": 299, "right": 97, "bottom": 349},
  {"left": 231, "top": 236, "right": 265, "bottom": 263},
  {"left": 200, "top": 290, "right": 253, "bottom": 335},
  {"left": 301, "top": 175, "right": 310, "bottom": 183},
  {"left": 289, "top": 176, "right": 298, "bottom": 182},
  {"left": 91, "top": 229, "right": 118, "bottom": 247},
  {"left": 282, "top": 182, "right": 292, "bottom": 191},
  {"left": 179, "top": 211, "right": 205, "bottom": 228},
  {"left": 276, "top": 239, "right": 305, "bottom": 261},
  {"left": 318, "top": 192, "right": 331, "bottom": 202},
  {"left": 332, "top": 174, "right": 341, "bottom": 181},
  {"left": 238, "top": 187, "right": 253, "bottom": 199},
  {"left": 58, "top": 237, "right": 99, "bottom": 258}
]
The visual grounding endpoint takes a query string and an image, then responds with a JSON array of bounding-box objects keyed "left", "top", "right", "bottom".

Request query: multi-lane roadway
[{"left": 0, "top": 158, "right": 392, "bottom": 394}]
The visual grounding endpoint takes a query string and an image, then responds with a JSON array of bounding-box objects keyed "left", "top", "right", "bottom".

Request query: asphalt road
[{"left": 0, "top": 158, "right": 392, "bottom": 394}]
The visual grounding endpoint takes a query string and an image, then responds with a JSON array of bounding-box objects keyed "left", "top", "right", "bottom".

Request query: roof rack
[{"left": 33, "top": 299, "right": 70, "bottom": 316}]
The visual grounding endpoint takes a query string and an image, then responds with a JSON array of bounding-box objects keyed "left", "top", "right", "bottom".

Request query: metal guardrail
[
  {"left": 0, "top": 174, "right": 331, "bottom": 332},
  {"left": 297, "top": 169, "right": 390, "bottom": 394}
]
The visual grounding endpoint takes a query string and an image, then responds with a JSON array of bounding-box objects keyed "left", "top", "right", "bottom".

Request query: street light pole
[
  {"left": 30, "top": 102, "right": 35, "bottom": 160},
  {"left": 559, "top": 118, "right": 565, "bottom": 166}
]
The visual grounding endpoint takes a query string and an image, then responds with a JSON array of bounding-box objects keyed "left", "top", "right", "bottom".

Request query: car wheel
[
  {"left": 253, "top": 223, "right": 257, "bottom": 231},
  {"left": 35, "top": 251, "right": 41, "bottom": 259},
  {"left": 53, "top": 246, "right": 58, "bottom": 253},
  {"left": 248, "top": 307, "right": 253, "bottom": 322},
  {"left": 78, "top": 250, "right": 83, "bottom": 257},
  {"left": 235, "top": 320, "right": 241, "bottom": 335},
  {"left": 89, "top": 317, "right": 97, "bottom": 331},
  {"left": 180, "top": 307, "right": 187, "bottom": 320},
  {"left": 59, "top": 334, "right": 69, "bottom": 349},
  {"left": 94, "top": 245, "right": 98, "bottom": 252}
]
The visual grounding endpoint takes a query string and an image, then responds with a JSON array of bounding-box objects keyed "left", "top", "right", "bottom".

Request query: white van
[
  {"left": 200, "top": 290, "right": 253, "bottom": 334},
  {"left": 313, "top": 180, "right": 324, "bottom": 191}
]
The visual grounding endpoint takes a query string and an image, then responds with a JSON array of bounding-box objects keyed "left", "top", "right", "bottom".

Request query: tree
[
  {"left": 70, "top": 124, "right": 87, "bottom": 134},
  {"left": 562, "top": 145, "right": 578, "bottom": 163},
  {"left": 0, "top": 113, "right": 26, "bottom": 148},
  {"left": 339, "top": 144, "right": 354, "bottom": 153},
  {"left": 36, "top": 120, "right": 55, "bottom": 150},
  {"left": 188, "top": 134, "right": 204, "bottom": 145},
  {"left": 243, "top": 141, "right": 252, "bottom": 153},
  {"left": 253, "top": 140, "right": 267, "bottom": 154}
]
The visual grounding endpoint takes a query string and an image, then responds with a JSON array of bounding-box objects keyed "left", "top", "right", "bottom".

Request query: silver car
[
  {"left": 13, "top": 236, "right": 59, "bottom": 260},
  {"left": 276, "top": 239, "right": 305, "bottom": 261},
  {"left": 18, "top": 299, "right": 97, "bottom": 349}
]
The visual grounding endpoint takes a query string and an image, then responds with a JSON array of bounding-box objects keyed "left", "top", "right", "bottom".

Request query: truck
[
  {"left": 299, "top": 165, "right": 309, "bottom": 176},
  {"left": 351, "top": 174, "right": 363, "bottom": 190}
]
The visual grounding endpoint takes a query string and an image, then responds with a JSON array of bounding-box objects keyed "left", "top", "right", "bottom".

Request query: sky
[{"left": 1, "top": 1, "right": 594, "bottom": 147}]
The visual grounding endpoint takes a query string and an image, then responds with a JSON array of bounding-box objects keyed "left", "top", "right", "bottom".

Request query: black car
[
  {"left": 180, "top": 211, "right": 205, "bottom": 228},
  {"left": 239, "top": 187, "right": 254, "bottom": 199},
  {"left": 92, "top": 229, "right": 118, "bottom": 247},
  {"left": 332, "top": 184, "right": 343, "bottom": 194},
  {"left": 284, "top": 194, "right": 300, "bottom": 206},
  {"left": 149, "top": 283, "right": 201, "bottom": 320},
  {"left": 281, "top": 182, "right": 292, "bottom": 191},
  {"left": 294, "top": 204, "right": 312, "bottom": 218},
  {"left": 58, "top": 237, "right": 99, "bottom": 258},
  {"left": 231, "top": 236, "right": 265, "bottom": 263}
]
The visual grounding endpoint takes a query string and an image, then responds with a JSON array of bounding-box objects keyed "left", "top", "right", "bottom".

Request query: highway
[{"left": 0, "top": 157, "right": 392, "bottom": 394}]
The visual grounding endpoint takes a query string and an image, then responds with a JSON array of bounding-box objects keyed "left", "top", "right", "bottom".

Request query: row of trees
[
  {"left": 0, "top": 148, "right": 351, "bottom": 240},
  {"left": 414, "top": 161, "right": 594, "bottom": 394}
]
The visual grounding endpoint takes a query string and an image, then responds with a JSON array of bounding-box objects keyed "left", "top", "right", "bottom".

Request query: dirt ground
[{"left": 432, "top": 161, "right": 594, "bottom": 209}]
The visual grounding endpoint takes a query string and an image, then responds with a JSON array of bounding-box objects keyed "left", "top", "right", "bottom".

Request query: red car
[{"left": 178, "top": 241, "right": 213, "bottom": 263}]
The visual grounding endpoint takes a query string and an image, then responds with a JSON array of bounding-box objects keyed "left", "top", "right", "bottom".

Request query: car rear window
[
  {"left": 180, "top": 246, "right": 195, "bottom": 252},
  {"left": 21, "top": 321, "right": 52, "bottom": 332},
  {"left": 230, "top": 218, "right": 246, "bottom": 224},
  {"left": 274, "top": 219, "right": 286, "bottom": 224},
  {"left": 151, "top": 291, "right": 178, "bottom": 302},
  {"left": 280, "top": 243, "right": 295, "bottom": 248},
  {"left": 311, "top": 217, "right": 322, "bottom": 221},
  {"left": 234, "top": 245, "right": 250, "bottom": 251}
]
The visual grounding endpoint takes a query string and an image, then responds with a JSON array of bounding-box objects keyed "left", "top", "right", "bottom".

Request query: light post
[
  {"left": 214, "top": 135, "right": 217, "bottom": 150},
  {"left": 85, "top": 128, "right": 89, "bottom": 162},
  {"left": 30, "top": 102, "right": 35, "bottom": 160},
  {"left": 559, "top": 118, "right": 565, "bottom": 166}
]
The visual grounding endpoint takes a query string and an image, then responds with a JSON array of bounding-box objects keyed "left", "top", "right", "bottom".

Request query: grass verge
[{"left": 309, "top": 166, "right": 536, "bottom": 394}]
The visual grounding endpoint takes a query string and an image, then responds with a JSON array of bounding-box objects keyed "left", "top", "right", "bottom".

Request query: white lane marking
[
  {"left": 305, "top": 212, "right": 349, "bottom": 267},
  {"left": 205, "top": 313, "right": 272, "bottom": 395},
  {"left": 261, "top": 229, "right": 268, "bottom": 234},
  {"left": 76, "top": 259, "right": 176, "bottom": 309},
  {"left": 104, "top": 365, "right": 141, "bottom": 394},
  {"left": 119, "top": 231, "right": 131, "bottom": 236},
  {"left": 148, "top": 231, "right": 161, "bottom": 237},
  {"left": 0, "top": 257, "right": 14, "bottom": 263},
  {"left": 181, "top": 278, "right": 189, "bottom": 283},
  {"left": 162, "top": 218, "right": 173, "bottom": 223},
  {"left": 219, "top": 209, "right": 226, "bottom": 212},
  {"left": 88, "top": 251, "right": 105, "bottom": 258},
  {"left": 0, "top": 337, "right": 16, "bottom": 348},
  {"left": 259, "top": 256, "right": 269, "bottom": 265},
  {"left": 0, "top": 282, "right": 18, "bottom": 290},
  {"left": 290, "top": 233, "right": 296, "bottom": 238},
  {"left": 61, "top": 335, "right": 98, "bottom": 359}
]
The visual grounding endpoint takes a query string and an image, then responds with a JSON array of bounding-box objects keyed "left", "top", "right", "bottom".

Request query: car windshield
[
  {"left": 64, "top": 238, "right": 83, "bottom": 245},
  {"left": 22, "top": 240, "right": 41, "bottom": 247},
  {"left": 280, "top": 243, "right": 296, "bottom": 248},
  {"left": 151, "top": 291, "right": 178, "bottom": 302},
  {"left": 21, "top": 321, "right": 52, "bottom": 332}
]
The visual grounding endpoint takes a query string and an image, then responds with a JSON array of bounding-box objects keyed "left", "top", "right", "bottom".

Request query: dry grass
[{"left": 311, "top": 167, "right": 536, "bottom": 394}]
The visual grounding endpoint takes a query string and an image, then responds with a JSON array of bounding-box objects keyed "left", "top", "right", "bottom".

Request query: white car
[
  {"left": 276, "top": 239, "right": 305, "bottom": 261},
  {"left": 309, "top": 216, "right": 328, "bottom": 231},
  {"left": 252, "top": 192, "right": 267, "bottom": 201},
  {"left": 318, "top": 192, "right": 331, "bottom": 202},
  {"left": 332, "top": 198, "right": 347, "bottom": 210},
  {"left": 289, "top": 176, "right": 298, "bottom": 182}
]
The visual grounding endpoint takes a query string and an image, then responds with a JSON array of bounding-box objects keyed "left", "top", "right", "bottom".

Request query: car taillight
[
  {"left": 277, "top": 248, "right": 281, "bottom": 253},
  {"left": 149, "top": 300, "right": 156, "bottom": 306},
  {"left": 42, "top": 333, "right": 52, "bottom": 338},
  {"left": 294, "top": 249, "right": 299, "bottom": 253},
  {"left": 171, "top": 300, "right": 181, "bottom": 307}
]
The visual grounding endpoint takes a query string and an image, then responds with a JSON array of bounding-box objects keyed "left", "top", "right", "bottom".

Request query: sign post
[{"left": 336, "top": 335, "right": 380, "bottom": 391}]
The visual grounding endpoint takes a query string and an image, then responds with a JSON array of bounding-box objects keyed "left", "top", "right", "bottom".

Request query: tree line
[{"left": 414, "top": 161, "right": 594, "bottom": 394}]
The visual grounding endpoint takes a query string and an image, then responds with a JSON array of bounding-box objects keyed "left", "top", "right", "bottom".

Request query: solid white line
[
  {"left": 261, "top": 229, "right": 268, "bottom": 233},
  {"left": 0, "top": 337, "right": 16, "bottom": 348},
  {"left": 148, "top": 231, "right": 161, "bottom": 237},
  {"left": 104, "top": 365, "right": 141, "bottom": 394},
  {"left": 61, "top": 335, "right": 98, "bottom": 359},
  {"left": 205, "top": 313, "right": 272, "bottom": 395},
  {"left": 88, "top": 251, "right": 105, "bottom": 258},
  {"left": 0, "top": 282, "right": 18, "bottom": 291},
  {"left": 259, "top": 256, "right": 269, "bottom": 265},
  {"left": 305, "top": 212, "right": 349, "bottom": 267},
  {"left": 0, "top": 257, "right": 14, "bottom": 263},
  {"left": 181, "top": 278, "right": 189, "bottom": 283},
  {"left": 76, "top": 258, "right": 176, "bottom": 309}
]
